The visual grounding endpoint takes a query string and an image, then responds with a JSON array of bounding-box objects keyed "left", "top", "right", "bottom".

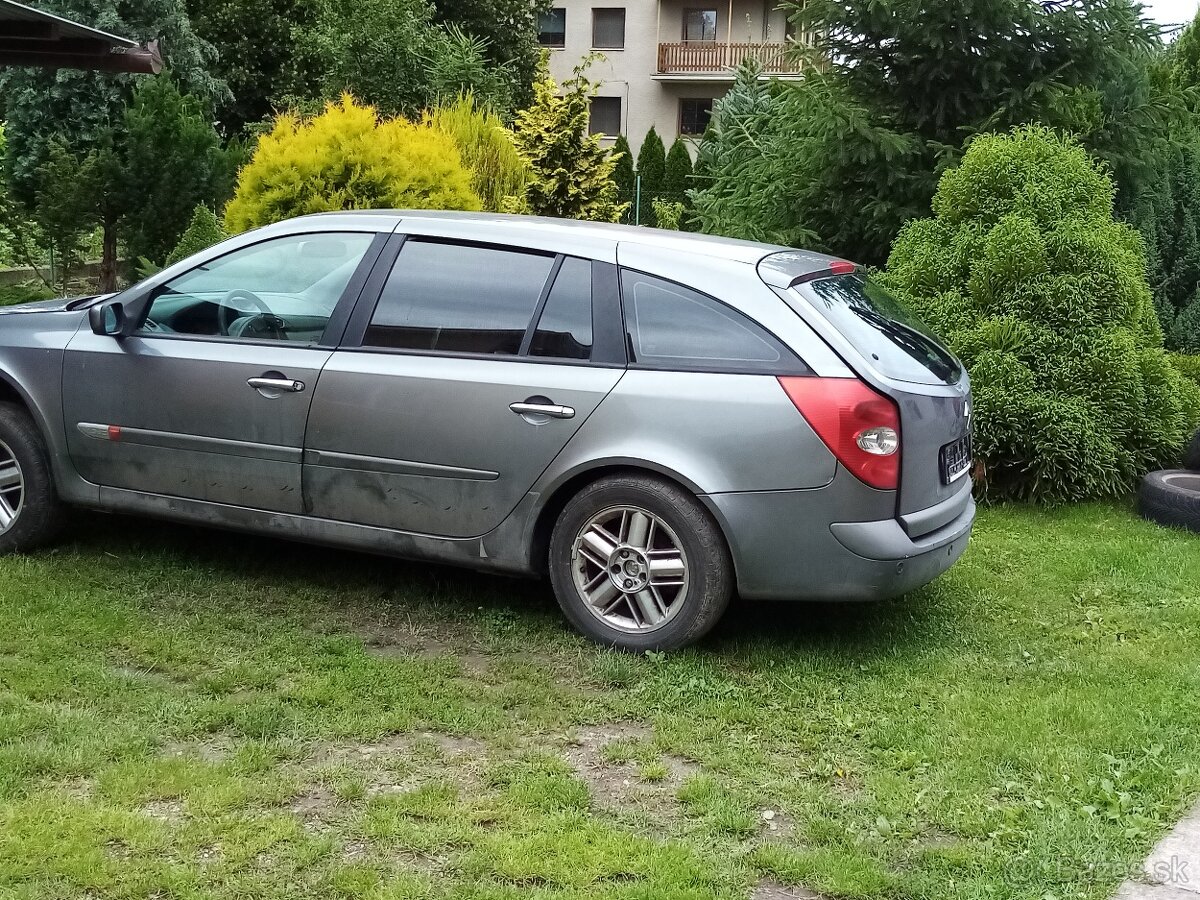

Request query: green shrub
[
  {"left": 423, "top": 92, "right": 529, "bottom": 213},
  {"left": 511, "top": 58, "right": 625, "bottom": 223},
  {"left": 0, "top": 282, "right": 54, "bottom": 306},
  {"left": 652, "top": 200, "right": 685, "bottom": 231},
  {"left": 1171, "top": 296, "right": 1200, "bottom": 354},
  {"left": 224, "top": 95, "right": 481, "bottom": 233},
  {"left": 166, "top": 205, "right": 227, "bottom": 266},
  {"left": 1173, "top": 352, "right": 1200, "bottom": 388},
  {"left": 882, "top": 126, "right": 1200, "bottom": 503}
]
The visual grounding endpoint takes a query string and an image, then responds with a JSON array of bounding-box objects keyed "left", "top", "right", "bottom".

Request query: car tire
[
  {"left": 1137, "top": 469, "right": 1200, "bottom": 534},
  {"left": 548, "top": 473, "right": 734, "bottom": 651},
  {"left": 0, "top": 402, "right": 66, "bottom": 553},
  {"left": 1184, "top": 428, "right": 1200, "bottom": 471}
]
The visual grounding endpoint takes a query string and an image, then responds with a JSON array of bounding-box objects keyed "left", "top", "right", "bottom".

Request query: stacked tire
[{"left": 1137, "top": 428, "right": 1200, "bottom": 533}]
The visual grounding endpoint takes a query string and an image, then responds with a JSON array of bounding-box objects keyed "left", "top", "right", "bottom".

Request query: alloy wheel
[
  {"left": 570, "top": 505, "right": 689, "bottom": 634},
  {"left": 0, "top": 439, "right": 24, "bottom": 535}
]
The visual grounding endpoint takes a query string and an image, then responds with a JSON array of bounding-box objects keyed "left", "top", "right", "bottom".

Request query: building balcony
[{"left": 654, "top": 41, "right": 803, "bottom": 80}]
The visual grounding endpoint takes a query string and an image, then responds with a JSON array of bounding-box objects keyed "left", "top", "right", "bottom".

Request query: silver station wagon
[{"left": 0, "top": 212, "right": 974, "bottom": 649}]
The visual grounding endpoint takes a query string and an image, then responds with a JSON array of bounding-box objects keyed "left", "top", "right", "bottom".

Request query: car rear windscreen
[{"left": 795, "top": 275, "right": 962, "bottom": 385}]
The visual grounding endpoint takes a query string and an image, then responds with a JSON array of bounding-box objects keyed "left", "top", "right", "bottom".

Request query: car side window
[
  {"left": 620, "top": 270, "right": 802, "bottom": 372},
  {"left": 140, "top": 233, "right": 375, "bottom": 344},
  {"left": 364, "top": 240, "right": 556, "bottom": 356},
  {"left": 529, "top": 256, "right": 593, "bottom": 361}
]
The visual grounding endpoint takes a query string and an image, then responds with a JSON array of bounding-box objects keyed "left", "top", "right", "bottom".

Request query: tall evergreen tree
[
  {"left": 611, "top": 135, "right": 636, "bottom": 224},
  {"left": 634, "top": 126, "right": 666, "bottom": 226},
  {"left": 661, "top": 138, "right": 693, "bottom": 206},
  {"left": 512, "top": 59, "right": 625, "bottom": 222}
]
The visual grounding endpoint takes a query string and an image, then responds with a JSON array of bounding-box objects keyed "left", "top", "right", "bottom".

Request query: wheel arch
[
  {"left": 526, "top": 458, "right": 733, "bottom": 578},
  {"left": 0, "top": 369, "right": 48, "bottom": 440}
]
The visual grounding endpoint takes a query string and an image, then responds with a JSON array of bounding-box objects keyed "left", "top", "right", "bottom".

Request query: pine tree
[
  {"left": 512, "top": 58, "right": 626, "bottom": 222},
  {"left": 661, "top": 138, "right": 693, "bottom": 206},
  {"left": 166, "top": 205, "right": 228, "bottom": 266},
  {"left": 634, "top": 126, "right": 666, "bottom": 226},
  {"left": 611, "top": 135, "right": 636, "bottom": 224}
]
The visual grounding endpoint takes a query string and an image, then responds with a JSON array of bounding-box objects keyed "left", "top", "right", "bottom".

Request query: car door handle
[
  {"left": 509, "top": 401, "right": 575, "bottom": 419},
  {"left": 248, "top": 377, "right": 305, "bottom": 393}
]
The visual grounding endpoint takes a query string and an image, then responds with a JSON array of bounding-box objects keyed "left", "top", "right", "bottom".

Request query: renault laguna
[{"left": 0, "top": 212, "right": 974, "bottom": 649}]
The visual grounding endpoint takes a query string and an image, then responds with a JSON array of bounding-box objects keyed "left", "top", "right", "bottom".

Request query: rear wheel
[
  {"left": 0, "top": 403, "right": 66, "bottom": 553},
  {"left": 548, "top": 474, "right": 733, "bottom": 650}
]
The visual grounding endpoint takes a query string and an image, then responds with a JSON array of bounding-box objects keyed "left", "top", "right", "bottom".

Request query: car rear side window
[
  {"left": 529, "top": 257, "right": 593, "bottom": 361},
  {"left": 365, "top": 240, "right": 555, "bottom": 355},
  {"left": 620, "top": 270, "right": 803, "bottom": 372}
]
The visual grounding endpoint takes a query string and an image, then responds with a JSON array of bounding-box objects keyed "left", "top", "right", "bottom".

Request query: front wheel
[
  {"left": 0, "top": 403, "right": 66, "bottom": 553},
  {"left": 548, "top": 474, "right": 733, "bottom": 651}
]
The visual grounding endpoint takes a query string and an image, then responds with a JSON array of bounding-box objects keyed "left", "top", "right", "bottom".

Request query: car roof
[{"left": 286, "top": 210, "right": 845, "bottom": 277}]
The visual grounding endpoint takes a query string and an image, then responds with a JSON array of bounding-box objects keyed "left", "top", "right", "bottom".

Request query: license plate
[{"left": 940, "top": 435, "right": 972, "bottom": 485}]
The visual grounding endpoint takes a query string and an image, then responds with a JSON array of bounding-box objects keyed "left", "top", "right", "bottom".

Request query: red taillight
[
  {"left": 828, "top": 260, "right": 856, "bottom": 275},
  {"left": 777, "top": 376, "right": 901, "bottom": 490}
]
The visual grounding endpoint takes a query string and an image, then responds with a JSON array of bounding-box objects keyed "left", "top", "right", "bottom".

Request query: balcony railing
[{"left": 656, "top": 41, "right": 801, "bottom": 76}]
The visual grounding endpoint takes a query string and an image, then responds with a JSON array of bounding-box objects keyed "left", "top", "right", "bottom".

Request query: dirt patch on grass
[
  {"left": 160, "top": 736, "right": 231, "bottom": 763},
  {"left": 758, "top": 807, "right": 796, "bottom": 840},
  {"left": 564, "top": 724, "right": 698, "bottom": 819},
  {"left": 141, "top": 799, "right": 185, "bottom": 823},
  {"left": 348, "top": 622, "right": 490, "bottom": 674},
  {"left": 751, "top": 880, "right": 827, "bottom": 900}
]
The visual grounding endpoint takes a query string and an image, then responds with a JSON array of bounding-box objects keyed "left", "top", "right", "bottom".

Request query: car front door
[
  {"left": 62, "top": 230, "right": 384, "bottom": 512},
  {"left": 302, "top": 235, "right": 626, "bottom": 537}
]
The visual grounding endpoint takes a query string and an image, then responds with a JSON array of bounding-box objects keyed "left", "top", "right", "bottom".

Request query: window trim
[
  {"left": 591, "top": 7, "right": 625, "bottom": 49},
  {"left": 617, "top": 267, "right": 810, "bottom": 376},
  {"left": 538, "top": 7, "right": 567, "bottom": 47},
  {"left": 339, "top": 237, "right": 627, "bottom": 368},
  {"left": 131, "top": 230, "right": 388, "bottom": 349}
]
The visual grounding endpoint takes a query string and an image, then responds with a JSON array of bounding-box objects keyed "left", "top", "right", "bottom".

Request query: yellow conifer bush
[{"left": 224, "top": 95, "right": 481, "bottom": 233}]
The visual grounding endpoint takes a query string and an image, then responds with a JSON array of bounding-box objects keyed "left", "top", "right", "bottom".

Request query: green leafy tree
[
  {"left": 634, "top": 127, "right": 666, "bottom": 226},
  {"left": 224, "top": 95, "right": 481, "bottom": 233},
  {"left": 611, "top": 135, "right": 636, "bottom": 224},
  {"left": 185, "top": 0, "right": 321, "bottom": 135},
  {"left": 121, "top": 76, "right": 225, "bottom": 264},
  {"left": 694, "top": 0, "right": 1174, "bottom": 262},
  {"left": 689, "top": 62, "right": 825, "bottom": 246},
  {"left": 424, "top": 92, "right": 529, "bottom": 212},
  {"left": 306, "top": 0, "right": 511, "bottom": 119},
  {"left": 661, "top": 138, "right": 693, "bottom": 207},
  {"left": 881, "top": 126, "right": 1200, "bottom": 503},
  {"left": 511, "top": 59, "right": 625, "bottom": 222},
  {"left": 430, "top": 0, "right": 548, "bottom": 112},
  {"left": 166, "top": 204, "right": 227, "bottom": 265},
  {"left": 651, "top": 200, "right": 685, "bottom": 231},
  {"left": 0, "top": 0, "right": 225, "bottom": 289}
]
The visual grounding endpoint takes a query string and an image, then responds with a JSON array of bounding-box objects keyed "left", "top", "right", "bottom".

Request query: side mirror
[{"left": 89, "top": 301, "right": 127, "bottom": 338}]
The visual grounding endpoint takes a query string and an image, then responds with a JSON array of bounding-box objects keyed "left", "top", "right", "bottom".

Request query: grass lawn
[{"left": 0, "top": 502, "right": 1198, "bottom": 900}]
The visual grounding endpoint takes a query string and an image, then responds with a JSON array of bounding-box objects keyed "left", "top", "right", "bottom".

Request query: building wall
[{"left": 544, "top": 0, "right": 793, "bottom": 159}]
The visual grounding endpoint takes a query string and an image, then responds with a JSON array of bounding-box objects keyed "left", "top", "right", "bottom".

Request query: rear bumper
[{"left": 702, "top": 483, "right": 975, "bottom": 601}]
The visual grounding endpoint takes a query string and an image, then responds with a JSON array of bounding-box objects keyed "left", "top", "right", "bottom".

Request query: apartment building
[{"left": 540, "top": 0, "right": 803, "bottom": 156}]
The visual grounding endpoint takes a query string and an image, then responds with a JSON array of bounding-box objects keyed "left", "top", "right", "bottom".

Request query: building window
[
  {"left": 683, "top": 9, "right": 717, "bottom": 42},
  {"left": 679, "top": 99, "right": 713, "bottom": 136},
  {"left": 538, "top": 8, "right": 566, "bottom": 47},
  {"left": 592, "top": 8, "right": 625, "bottom": 49},
  {"left": 589, "top": 96, "right": 621, "bottom": 136}
]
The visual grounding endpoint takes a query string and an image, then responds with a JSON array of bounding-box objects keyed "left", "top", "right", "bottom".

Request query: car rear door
[
  {"left": 302, "top": 231, "right": 626, "bottom": 538},
  {"left": 62, "top": 230, "right": 385, "bottom": 512}
]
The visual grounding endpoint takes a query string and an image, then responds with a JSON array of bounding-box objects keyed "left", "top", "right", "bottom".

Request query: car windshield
[{"left": 796, "top": 274, "right": 962, "bottom": 385}]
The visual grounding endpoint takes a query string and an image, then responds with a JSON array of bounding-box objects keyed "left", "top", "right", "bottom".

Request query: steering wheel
[{"left": 217, "top": 289, "right": 285, "bottom": 339}]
